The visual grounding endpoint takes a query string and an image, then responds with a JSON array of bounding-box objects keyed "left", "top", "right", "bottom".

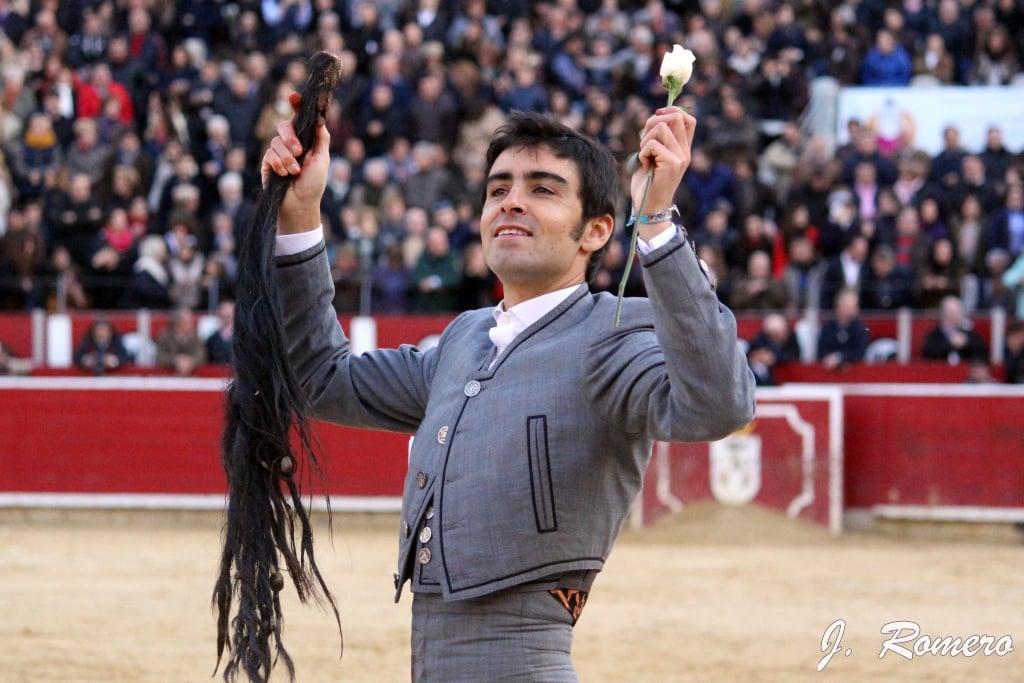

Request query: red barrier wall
[
  {"left": 0, "top": 378, "right": 410, "bottom": 498},
  {"left": 3, "top": 380, "right": 1022, "bottom": 531},
  {"left": 840, "top": 385, "right": 1024, "bottom": 509},
  {"left": 773, "top": 362, "right": 975, "bottom": 384}
]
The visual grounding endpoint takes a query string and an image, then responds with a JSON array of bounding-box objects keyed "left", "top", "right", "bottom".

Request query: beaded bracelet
[{"left": 635, "top": 204, "right": 680, "bottom": 225}]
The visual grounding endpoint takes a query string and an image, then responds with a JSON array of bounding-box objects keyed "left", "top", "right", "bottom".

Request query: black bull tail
[{"left": 212, "top": 51, "right": 344, "bottom": 683}]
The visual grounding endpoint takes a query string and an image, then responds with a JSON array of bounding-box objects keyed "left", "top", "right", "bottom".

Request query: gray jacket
[{"left": 277, "top": 230, "right": 755, "bottom": 602}]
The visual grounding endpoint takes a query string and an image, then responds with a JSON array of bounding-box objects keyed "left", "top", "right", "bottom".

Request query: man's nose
[{"left": 500, "top": 186, "right": 526, "bottom": 213}]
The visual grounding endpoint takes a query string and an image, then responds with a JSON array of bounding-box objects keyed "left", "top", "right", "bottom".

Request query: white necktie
[{"left": 488, "top": 311, "right": 520, "bottom": 358}]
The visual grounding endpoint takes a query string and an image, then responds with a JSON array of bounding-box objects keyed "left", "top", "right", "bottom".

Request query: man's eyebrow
[{"left": 485, "top": 170, "right": 570, "bottom": 187}]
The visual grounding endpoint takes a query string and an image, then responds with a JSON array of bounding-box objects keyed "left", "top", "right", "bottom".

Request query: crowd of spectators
[{"left": 0, "top": 0, "right": 1022, "bottom": 380}]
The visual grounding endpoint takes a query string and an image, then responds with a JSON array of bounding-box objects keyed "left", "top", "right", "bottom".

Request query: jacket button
[
  {"left": 464, "top": 380, "right": 481, "bottom": 397},
  {"left": 419, "top": 526, "right": 432, "bottom": 544},
  {"left": 437, "top": 426, "right": 448, "bottom": 444},
  {"left": 417, "top": 547, "right": 431, "bottom": 565},
  {"left": 425, "top": 506, "right": 434, "bottom": 520},
  {"left": 403, "top": 521, "right": 409, "bottom": 537},
  {"left": 416, "top": 472, "right": 427, "bottom": 488}
]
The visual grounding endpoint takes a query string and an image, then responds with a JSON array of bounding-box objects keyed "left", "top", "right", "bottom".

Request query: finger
[
  {"left": 639, "top": 121, "right": 684, "bottom": 165},
  {"left": 288, "top": 91, "right": 302, "bottom": 112},
  {"left": 679, "top": 109, "right": 697, "bottom": 149},
  {"left": 274, "top": 135, "right": 303, "bottom": 173},
  {"left": 308, "top": 120, "right": 331, "bottom": 160},
  {"left": 275, "top": 119, "right": 303, "bottom": 157},
  {"left": 264, "top": 138, "right": 300, "bottom": 177},
  {"left": 261, "top": 149, "right": 284, "bottom": 180},
  {"left": 651, "top": 107, "right": 691, "bottom": 146},
  {"left": 642, "top": 107, "right": 693, "bottom": 153},
  {"left": 639, "top": 137, "right": 686, "bottom": 175}
]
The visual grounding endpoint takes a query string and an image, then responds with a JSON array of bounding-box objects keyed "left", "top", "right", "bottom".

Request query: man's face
[
  {"left": 872, "top": 253, "right": 894, "bottom": 276},
  {"left": 1007, "top": 329, "right": 1024, "bottom": 354},
  {"left": 836, "top": 293, "right": 859, "bottom": 321},
  {"left": 481, "top": 147, "right": 601, "bottom": 305}
]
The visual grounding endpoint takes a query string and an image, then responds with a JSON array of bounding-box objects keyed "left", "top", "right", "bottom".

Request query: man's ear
[{"left": 580, "top": 214, "right": 614, "bottom": 255}]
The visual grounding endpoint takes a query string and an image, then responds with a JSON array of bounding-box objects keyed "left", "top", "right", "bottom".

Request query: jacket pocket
[{"left": 527, "top": 415, "right": 557, "bottom": 533}]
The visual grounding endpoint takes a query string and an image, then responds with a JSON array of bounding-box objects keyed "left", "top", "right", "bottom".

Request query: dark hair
[
  {"left": 484, "top": 111, "right": 616, "bottom": 282},
  {"left": 214, "top": 52, "right": 342, "bottom": 683}
]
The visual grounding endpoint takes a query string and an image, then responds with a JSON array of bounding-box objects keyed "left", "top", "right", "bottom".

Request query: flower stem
[
  {"left": 614, "top": 167, "right": 653, "bottom": 327},
  {"left": 613, "top": 84, "right": 681, "bottom": 327}
]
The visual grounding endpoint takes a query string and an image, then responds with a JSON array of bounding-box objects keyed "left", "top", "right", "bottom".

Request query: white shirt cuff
[
  {"left": 275, "top": 225, "right": 324, "bottom": 256},
  {"left": 637, "top": 224, "right": 679, "bottom": 255}
]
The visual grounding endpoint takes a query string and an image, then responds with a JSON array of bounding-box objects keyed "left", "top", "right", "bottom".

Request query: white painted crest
[{"left": 709, "top": 434, "right": 762, "bottom": 506}]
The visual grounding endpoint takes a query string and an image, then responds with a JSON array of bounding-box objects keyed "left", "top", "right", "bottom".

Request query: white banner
[{"left": 836, "top": 86, "right": 1024, "bottom": 156}]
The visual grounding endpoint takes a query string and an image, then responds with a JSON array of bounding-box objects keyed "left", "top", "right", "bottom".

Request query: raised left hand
[{"left": 630, "top": 106, "right": 696, "bottom": 235}]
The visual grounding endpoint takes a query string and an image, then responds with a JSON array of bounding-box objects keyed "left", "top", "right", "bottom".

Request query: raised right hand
[{"left": 261, "top": 92, "right": 332, "bottom": 235}]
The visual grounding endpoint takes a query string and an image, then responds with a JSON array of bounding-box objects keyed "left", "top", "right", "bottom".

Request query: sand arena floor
[{"left": 1, "top": 503, "right": 1021, "bottom": 683}]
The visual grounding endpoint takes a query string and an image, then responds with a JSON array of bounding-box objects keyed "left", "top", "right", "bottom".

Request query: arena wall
[{"left": 2, "top": 377, "right": 1022, "bottom": 532}]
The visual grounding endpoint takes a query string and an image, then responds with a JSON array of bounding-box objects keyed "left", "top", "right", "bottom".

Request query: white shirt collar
[{"left": 492, "top": 284, "right": 581, "bottom": 331}]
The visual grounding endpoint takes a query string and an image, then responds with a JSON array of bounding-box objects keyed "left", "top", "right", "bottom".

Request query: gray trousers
[{"left": 411, "top": 588, "right": 578, "bottom": 682}]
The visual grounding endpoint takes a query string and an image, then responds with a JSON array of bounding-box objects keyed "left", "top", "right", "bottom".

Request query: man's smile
[{"left": 494, "top": 225, "right": 533, "bottom": 239}]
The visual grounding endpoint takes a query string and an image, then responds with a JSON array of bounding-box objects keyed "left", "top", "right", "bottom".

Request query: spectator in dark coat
[
  {"left": 409, "top": 72, "right": 459, "bottom": 148},
  {"left": 818, "top": 7, "right": 865, "bottom": 84},
  {"left": 934, "top": 0, "right": 972, "bottom": 80},
  {"left": 986, "top": 184, "right": 1024, "bottom": 260},
  {"left": 204, "top": 299, "right": 235, "bottom": 364},
  {"left": 978, "top": 125, "right": 1014, "bottom": 182},
  {"left": 729, "top": 250, "right": 790, "bottom": 312},
  {"left": 74, "top": 318, "right": 129, "bottom": 374},
  {"left": 546, "top": 31, "right": 589, "bottom": 104},
  {"left": 119, "top": 235, "right": 173, "bottom": 310},
  {"left": 682, "top": 148, "right": 733, "bottom": 227},
  {"left": 410, "top": 226, "right": 461, "bottom": 312},
  {"left": 921, "top": 295, "right": 988, "bottom": 364},
  {"left": 1004, "top": 322, "right": 1024, "bottom": 384},
  {"left": 820, "top": 233, "right": 870, "bottom": 311},
  {"left": 840, "top": 129, "right": 898, "bottom": 188},
  {"left": 47, "top": 172, "right": 105, "bottom": 269},
  {"left": 356, "top": 82, "right": 412, "bottom": 159},
  {"left": 746, "top": 341, "right": 779, "bottom": 386},
  {"left": 499, "top": 65, "right": 550, "bottom": 114},
  {"left": 927, "top": 124, "right": 968, "bottom": 187},
  {"left": 748, "top": 313, "right": 803, "bottom": 365},
  {"left": 781, "top": 235, "right": 823, "bottom": 313},
  {"left": 914, "top": 237, "right": 963, "bottom": 309},
  {"left": 817, "top": 288, "right": 870, "bottom": 369},
  {"left": 706, "top": 95, "right": 761, "bottom": 165},
  {"left": 370, "top": 244, "right": 412, "bottom": 313},
  {"left": 212, "top": 70, "right": 260, "bottom": 150},
  {"left": 860, "top": 245, "right": 914, "bottom": 310}
]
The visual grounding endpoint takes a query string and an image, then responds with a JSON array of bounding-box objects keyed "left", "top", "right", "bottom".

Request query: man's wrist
[
  {"left": 275, "top": 225, "right": 324, "bottom": 256},
  {"left": 636, "top": 205, "right": 679, "bottom": 226}
]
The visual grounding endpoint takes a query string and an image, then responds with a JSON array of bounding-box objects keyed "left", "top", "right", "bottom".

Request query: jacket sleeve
[
  {"left": 588, "top": 230, "right": 756, "bottom": 443},
  {"left": 276, "top": 241, "right": 432, "bottom": 432}
]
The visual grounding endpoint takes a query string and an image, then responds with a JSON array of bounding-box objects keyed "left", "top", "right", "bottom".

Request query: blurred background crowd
[{"left": 0, "top": 0, "right": 1022, "bottom": 380}]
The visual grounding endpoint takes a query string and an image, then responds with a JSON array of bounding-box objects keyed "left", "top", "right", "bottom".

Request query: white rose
[{"left": 660, "top": 44, "right": 696, "bottom": 88}]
